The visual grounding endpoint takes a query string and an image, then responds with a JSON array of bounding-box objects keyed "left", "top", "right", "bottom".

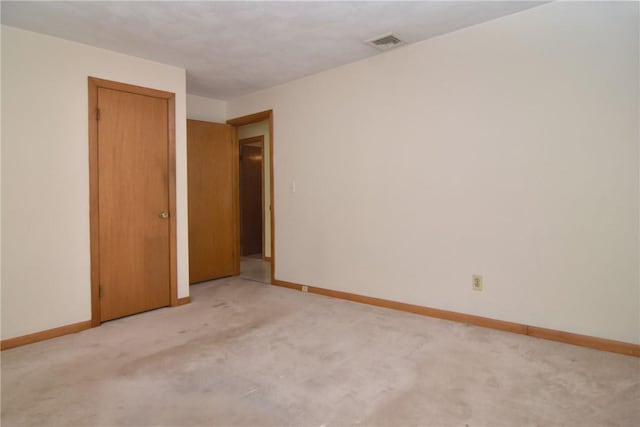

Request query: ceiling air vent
[{"left": 365, "top": 32, "right": 405, "bottom": 51}]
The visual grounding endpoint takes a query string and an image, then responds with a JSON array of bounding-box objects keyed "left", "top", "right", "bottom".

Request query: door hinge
[
  {"left": 99, "top": 286, "right": 103, "bottom": 298},
  {"left": 96, "top": 108, "right": 101, "bottom": 121}
]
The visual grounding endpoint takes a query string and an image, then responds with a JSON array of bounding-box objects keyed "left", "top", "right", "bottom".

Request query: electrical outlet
[
  {"left": 301, "top": 285, "right": 309, "bottom": 292},
  {"left": 472, "top": 275, "right": 483, "bottom": 291}
]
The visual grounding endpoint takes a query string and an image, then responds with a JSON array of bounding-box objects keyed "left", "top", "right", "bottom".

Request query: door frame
[
  {"left": 88, "top": 77, "right": 178, "bottom": 327},
  {"left": 238, "top": 136, "right": 265, "bottom": 258},
  {"left": 227, "top": 110, "right": 275, "bottom": 283}
]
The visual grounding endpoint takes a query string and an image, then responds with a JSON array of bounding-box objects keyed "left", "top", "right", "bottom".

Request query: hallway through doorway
[{"left": 239, "top": 255, "right": 270, "bottom": 284}]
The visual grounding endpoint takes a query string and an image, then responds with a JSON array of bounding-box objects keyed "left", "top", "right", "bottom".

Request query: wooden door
[
  {"left": 187, "top": 120, "right": 237, "bottom": 283},
  {"left": 240, "top": 144, "right": 263, "bottom": 256},
  {"left": 97, "top": 87, "right": 171, "bottom": 321}
]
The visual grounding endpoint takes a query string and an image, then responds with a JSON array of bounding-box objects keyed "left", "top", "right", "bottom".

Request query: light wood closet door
[
  {"left": 98, "top": 87, "right": 171, "bottom": 321},
  {"left": 187, "top": 120, "right": 237, "bottom": 283}
]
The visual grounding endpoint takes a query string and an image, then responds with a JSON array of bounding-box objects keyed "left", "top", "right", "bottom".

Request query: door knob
[{"left": 159, "top": 212, "right": 169, "bottom": 219}]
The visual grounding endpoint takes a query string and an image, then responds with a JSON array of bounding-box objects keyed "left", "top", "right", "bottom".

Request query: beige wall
[
  {"left": 227, "top": 2, "right": 640, "bottom": 343},
  {"left": 238, "top": 120, "right": 271, "bottom": 258},
  {"left": 1, "top": 26, "right": 190, "bottom": 340},
  {"left": 186, "top": 93, "right": 226, "bottom": 123}
]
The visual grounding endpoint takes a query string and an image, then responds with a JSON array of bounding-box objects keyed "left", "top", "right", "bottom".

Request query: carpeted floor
[
  {"left": 239, "top": 257, "right": 270, "bottom": 284},
  {"left": 1, "top": 277, "right": 639, "bottom": 426}
]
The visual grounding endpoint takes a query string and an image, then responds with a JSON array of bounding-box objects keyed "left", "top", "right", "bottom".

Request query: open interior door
[{"left": 187, "top": 119, "right": 238, "bottom": 283}]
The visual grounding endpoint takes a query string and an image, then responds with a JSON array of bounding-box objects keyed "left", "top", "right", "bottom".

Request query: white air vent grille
[{"left": 366, "top": 32, "right": 405, "bottom": 50}]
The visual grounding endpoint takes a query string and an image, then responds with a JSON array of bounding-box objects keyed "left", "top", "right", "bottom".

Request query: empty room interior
[{"left": 1, "top": 1, "right": 639, "bottom": 426}]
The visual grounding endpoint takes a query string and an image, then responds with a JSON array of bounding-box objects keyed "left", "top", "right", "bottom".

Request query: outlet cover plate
[{"left": 472, "top": 275, "right": 483, "bottom": 291}]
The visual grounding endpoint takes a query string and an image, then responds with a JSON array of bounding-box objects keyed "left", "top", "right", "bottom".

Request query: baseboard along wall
[
  {"left": 1, "top": 320, "right": 93, "bottom": 351},
  {"left": 4, "top": 283, "right": 636, "bottom": 357},
  {"left": 272, "top": 279, "right": 640, "bottom": 357},
  {"left": 2, "top": 297, "right": 193, "bottom": 350}
]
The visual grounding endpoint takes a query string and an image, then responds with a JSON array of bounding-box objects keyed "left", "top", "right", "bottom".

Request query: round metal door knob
[{"left": 159, "top": 212, "right": 169, "bottom": 219}]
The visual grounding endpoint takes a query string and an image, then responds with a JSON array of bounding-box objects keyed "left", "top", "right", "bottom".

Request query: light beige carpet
[
  {"left": 2, "top": 277, "right": 639, "bottom": 426},
  {"left": 239, "top": 257, "right": 270, "bottom": 284}
]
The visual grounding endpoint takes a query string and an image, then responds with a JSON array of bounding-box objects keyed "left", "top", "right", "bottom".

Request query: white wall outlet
[
  {"left": 301, "top": 285, "right": 309, "bottom": 292},
  {"left": 472, "top": 275, "right": 483, "bottom": 291}
]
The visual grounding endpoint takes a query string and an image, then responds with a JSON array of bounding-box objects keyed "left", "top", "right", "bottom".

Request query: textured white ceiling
[{"left": 1, "top": 1, "right": 545, "bottom": 100}]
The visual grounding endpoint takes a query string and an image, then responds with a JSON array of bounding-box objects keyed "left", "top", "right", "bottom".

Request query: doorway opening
[
  {"left": 239, "top": 136, "right": 264, "bottom": 258},
  {"left": 227, "top": 111, "right": 274, "bottom": 285}
]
